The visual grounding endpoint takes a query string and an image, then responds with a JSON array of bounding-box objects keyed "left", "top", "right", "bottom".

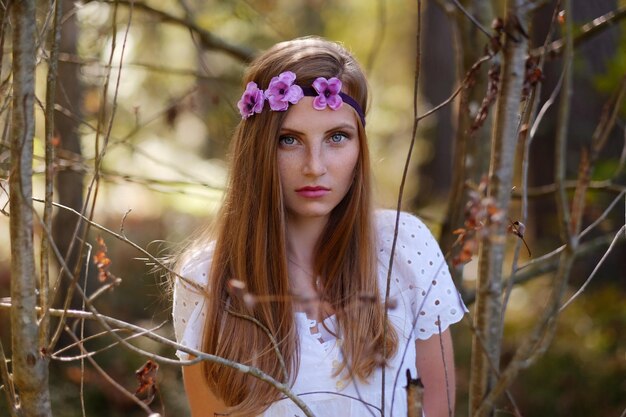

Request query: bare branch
[
  {"left": 463, "top": 231, "right": 626, "bottom": 305},
  {"left": 0, "top": 339, "right": 19, "bottom": 417},
  {"left": 553, "top": 0, "right": 575, "bottom": 247},
  {"left": 382, "top": 0, "right": 424, "bottom": 409},
  {"left": 226, "top": 309, "right": 289, "bottom": 383},
  {"left": 447, "top": 0, "right": 493, "bottom": 40},
  {"left": 560, "top": 224, "right": 626, "bottom": 311},
  {"left": 532, "top": 5, "right": 626, "bottom": 58},
  {"left": 85, "top": 0, "right": 256, "bottom": 62},
  {"left": 64, "top": 326, "right": 155, "bottom": 414},
  {"left": 0, "top": 300, "right": 317, "bottom": 417},
  {"left": 365, "top": 0, "right": 387, "bottom": 73},
  {"left": 416, "top": 54, "right": 493, "bottom": 123},
  {"left": 40, "top": 0, "right": 63, "bottom": 351}
]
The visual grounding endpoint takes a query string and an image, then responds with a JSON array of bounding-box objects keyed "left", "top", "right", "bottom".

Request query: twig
[
  {"left": 531, "top": 5, "right": 626, "bottom": 57},
  {"left": 226, "top": 309, "right": 288, "bottom": 383},
  {"left": 382, "top": 1, "right": 423, "bottom": 412},
  {"left": 52, "top": 323, "right": 166, "bottom": 361},
  {"left": 437, "top": 318, "right": 452, "bottom": 417},
  {"left": 64, "top": 326, "right": 155, "bottom": 414},
  {"left": 448, "top": 0, "right": 493, "bottom": 40},
  {"left": 365, "top": 0, "right": 387, "bottom": 73},
  {"left": 559, "top": 224, "right": 626, "bottom": 311},
  {"left": 35, "top": 204, "right": 317, "bottom": 417},
  {"left": 416, "top": 54, "right": 493, "bottom": 123},
  {"left": 515, "top": 180, "right": 626, "bottom": 198},
  {"left": 40, "top": 0, "right": 63, "bottom": 349},
  {"left": 463, "top": 231, "right": 625, "bottom": 305},
  {"left": 0, "top": 339, "right": 19, "bottom": 417},
  {"left": 553, "top": 0, "right": 574, "bottom": 248},
  {"left": 85, "top": 0, "right": 255, "bottom": 62},
  {"left": 30, "top": 198, "right": 208, "bottom": 296},
  {"left": 0, "top": 300, "right": 317, "bottom": 417}
]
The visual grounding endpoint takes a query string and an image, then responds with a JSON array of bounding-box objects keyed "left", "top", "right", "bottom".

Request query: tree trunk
[
  {"left": 10, "top": 1, "right": 52, "bottom": 416},
  {"left": 440, "top": 0, "right": 494, "bottom": 281},
  {"left": 469, "top": 1, "right": 528, "bottom": 416},
  {"left": 51, "top": 0, "right": 85, "bottom": 318}
]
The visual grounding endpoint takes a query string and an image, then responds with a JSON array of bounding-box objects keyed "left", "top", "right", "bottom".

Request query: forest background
[{"left": 0, "top": 0, "right": 625, "bottom": 416}]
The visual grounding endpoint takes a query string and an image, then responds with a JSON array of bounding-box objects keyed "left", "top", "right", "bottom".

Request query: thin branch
[
  {"left": 516, "top": 180, "right": 626, "bottom": 198},
  {"left": 382, "top": 1, "right": 423, "bottom": 412},
  {"left": 40, "top": 0, "right": 63, "bottom": 350},
  {"left": 447, "top": 0, "right": 493, "bottom": 39},
  {"left": 365, "top": 0, "right": 387, "bottom": 73},
  {"left": 52, "top": 323, "right": 166, "bottom": 361},
  {"left": 0, "top": 301, "right": 317, "bottom": 417},
  {"left": 437, "top": 318, "right": 453, "bottom": 417},
  {"left": 49, "top": 2, "right": 133, "bottom": 350},
  {"left": 32, "top": 200, "right": 316, "bottom": 416},
  {"left": 64, "top": 326, "right": 154, "bottom": 414},
  {"left": 86, "top": 0, "right": 255, "bottom": 62},
  {"left": 416, "top": 54, "right": 493, "bottom": 123},
  {"left": 559, "top": 224, "right": 626, "bottom": 311},
  {"left": 553, "top": 0, "right": 574, "bottom": 247},
  {"left": 532, "top": 5, "right": 626, "bottom": 57},
  {"left": 226, "top": 309, "right": 288, "bottom": 383},
  {"left": 31, "top": 198, "right": 206, "bottom": 295},
  {"left": 463, "top": 231, "right": 625, "bottom": 305},
  {"left": 0, "top": 339, "right": 19, "bottom": 417}
]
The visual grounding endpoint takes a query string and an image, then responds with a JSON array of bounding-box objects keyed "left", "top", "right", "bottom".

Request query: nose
[{"left": 302, "top": 146, "right": 327, "bottom": 177}]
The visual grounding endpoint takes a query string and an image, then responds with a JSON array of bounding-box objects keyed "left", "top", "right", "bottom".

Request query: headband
[{"left": 237, "top": 71, "right": 366, "bottom": 127}]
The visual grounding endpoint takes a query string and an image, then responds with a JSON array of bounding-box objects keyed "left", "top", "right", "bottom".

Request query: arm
[
  {"left": 415, "top": 329, "right": 456, "bottom": 417},
  {"left": 182, "top": 359, "right": 228, "bottom": 417}
]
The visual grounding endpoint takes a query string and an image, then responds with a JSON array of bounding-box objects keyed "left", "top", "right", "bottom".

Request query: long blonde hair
[{"left": 186, "top": 37, "right": 397, "bottom": 416}]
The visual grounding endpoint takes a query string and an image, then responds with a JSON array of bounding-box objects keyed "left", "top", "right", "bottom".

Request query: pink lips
[{"left": 295, "top": 186, "right": 330, "bottom": 198}]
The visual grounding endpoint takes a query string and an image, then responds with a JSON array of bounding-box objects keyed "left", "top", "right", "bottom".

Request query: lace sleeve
[
  {"left": 377, "top": 210, "right": 467, "bottom": 340},
  {"left": 172, "top": 245, "right": 213, "bottom": 360}
]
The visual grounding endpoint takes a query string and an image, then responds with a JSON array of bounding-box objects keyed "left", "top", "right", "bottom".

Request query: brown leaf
[
  {"left": 135, "top": 360, "right": 159, "bottom": 405},
  {"left": 93, "top": 236, "right": 113, "bottom": 283}
]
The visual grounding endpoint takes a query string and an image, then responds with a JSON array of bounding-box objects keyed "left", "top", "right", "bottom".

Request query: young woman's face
[{"left": 277, "top": 96, "right": 360, "bottom": 224}]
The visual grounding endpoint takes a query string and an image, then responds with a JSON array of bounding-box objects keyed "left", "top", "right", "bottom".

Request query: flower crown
[{"left": 237, "top": 71, "right": 366, "bottom": 126}]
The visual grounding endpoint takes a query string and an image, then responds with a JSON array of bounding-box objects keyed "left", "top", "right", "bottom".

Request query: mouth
[{"left": 295, "top": 186, "right": 330, "bottom": 198}]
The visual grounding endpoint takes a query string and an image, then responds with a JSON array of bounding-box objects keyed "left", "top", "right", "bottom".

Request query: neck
[
  {"left": 284, "top": 215, "right": 329, "bottom": 317},
  {"left": 284, "top": 214, "right": 328, "bottom": 265}
]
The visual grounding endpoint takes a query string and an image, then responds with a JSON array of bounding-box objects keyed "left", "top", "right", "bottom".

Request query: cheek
[
  {"left": 343, "top": 144, "right": 360, "bottom": 180},
  {"left": 277, "top": 154, "right": 292, "bottom": 183}
]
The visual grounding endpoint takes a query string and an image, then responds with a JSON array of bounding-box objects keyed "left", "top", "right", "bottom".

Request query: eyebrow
[{"left": 279, "top": 123, "right": 358, "bottom": 135}]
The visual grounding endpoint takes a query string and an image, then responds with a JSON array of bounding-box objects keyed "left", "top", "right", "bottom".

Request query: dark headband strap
[{"left": 301, "top": 87, "right": 366, "bottom": 127}]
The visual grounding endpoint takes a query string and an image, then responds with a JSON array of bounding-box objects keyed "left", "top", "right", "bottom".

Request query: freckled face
[{"left": 277, "top": 97, "right": 360, "bottom": 224}]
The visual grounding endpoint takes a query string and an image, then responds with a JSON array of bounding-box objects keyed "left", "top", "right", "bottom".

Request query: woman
[{"left": 172, "top": 37, "right": 467, "bottom": 417}]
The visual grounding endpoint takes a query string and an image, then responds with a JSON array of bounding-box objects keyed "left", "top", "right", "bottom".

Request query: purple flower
[
  {"left": 264, "top": 71, "right": 304, "bottom": 111},
  {"left": 312, "top": 77, "right": 343, "bottom": 110},
  {"left": 237, "top": 81, "right": 265, "bottom": 119}
]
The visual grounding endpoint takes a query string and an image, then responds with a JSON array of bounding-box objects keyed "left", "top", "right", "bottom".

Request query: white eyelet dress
[{"left": 172, "top": 210, "right": 468, "bottom": 417}]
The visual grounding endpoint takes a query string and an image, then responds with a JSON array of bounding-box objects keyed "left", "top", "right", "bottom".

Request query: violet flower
[
  {"left": 312, "top": 77, "right": 343, "bottom": 110},
  {"left": 264, "top": 71, "right": 304, "bottom": 111},
  {"left": 237, "top": 81, "right": 265, "bottom": 119}
]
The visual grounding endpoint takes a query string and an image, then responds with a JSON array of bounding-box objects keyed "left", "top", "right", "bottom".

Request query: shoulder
[
  {"left": 172, "top": 242, "right": 215, "bottom": 357},
  {"left": 176, "top": 242, "right": 215, "bottom": 290},
  {"left": 374, "top": 210, "right": 467, "bottom": 340},
  {"left": 374, "top": 209, "right": 436, "bottom": 246},
  {"left": 374, "top": 209, "right": 445, "bottom": 290}
]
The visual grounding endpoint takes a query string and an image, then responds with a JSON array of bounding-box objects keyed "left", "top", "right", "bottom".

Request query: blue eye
[
  {"left": 329, "top": 133, "right": 348, "bottom": 143},
  {"left": 279, "top": 136, "right": 296, "bottom": 145}
]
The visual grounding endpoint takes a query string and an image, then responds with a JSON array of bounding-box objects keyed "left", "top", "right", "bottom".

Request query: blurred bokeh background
[{"left": 0, "top": 0, "right": 625, "bottom": 416}]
